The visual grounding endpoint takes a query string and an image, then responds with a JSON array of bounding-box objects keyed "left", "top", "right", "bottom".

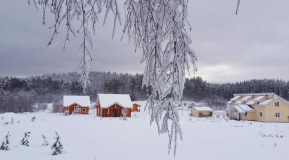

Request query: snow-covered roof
[
  {"left": 246, "top": 96, "right": 266, "bottom": 105},
  {"left": 259, "top": 99, "right": 273, "bottom": 106},
  {"left": 238, "top": 105, "right": 255, "bottom": 112},
  {"left": 233, "top": 93, "right": 274, "bottom": 97},
  {"left": 63, "top": 95, "right": 90, "bottom": 107},
  {"left": 253, "top": 96, "right": 265, "bottom": 101},
  {"left": 246, "top": 100, "right": 255, "bottom": 105},
  {"left": 98, "top": 94, "right": 133, "bottom": 108},
  {"left": 235, "top": 100, "right": 243, "bottom": 104},
  {"left": 240, "top": 96, "right": 252, "bottom": 101},
  {"left": 233, "top": 105, "right": 255, "bottom": 113},
  {"left": 193, "top": 107, "right": 213, "bottom": 112},
  {"left": 230, "top": 96, "right": 240, "bottom": 101},
  {"left": 227, "top": 101, "right": 233, "bottom": 104},
  {"left": 234, "top": 106, "right": 245, "bottom": 113}
]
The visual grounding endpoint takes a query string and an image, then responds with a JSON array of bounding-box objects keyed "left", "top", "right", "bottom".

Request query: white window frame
[
  {"left": 259, "top": 112, "right": 262, "bottom": 117},
  {"left": 74, "top": 106, "right": 80, "bottom": 113},
  {"left": 275, "top": 112, "right": 280, "bottom": 118},
  {"left": 275, "top": 102, "right": 280, "bottom": 107},
  {"left": 82, "top": 108, "right": 86, "bottom": 113}
]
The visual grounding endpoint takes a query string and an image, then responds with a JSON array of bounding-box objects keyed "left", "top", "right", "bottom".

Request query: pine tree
[
  {"left": 0, "top": 132, "right": 10, "bottom": 151},
  {"left": 51, "top": 132, "right": 63, "bottom": 155},
  {"left": 21, "top": 132, "right": 31, "bottom": 146}
]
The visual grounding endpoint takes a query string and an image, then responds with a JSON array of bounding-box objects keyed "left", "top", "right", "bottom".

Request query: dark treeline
[
  {"left": 183, "top": 77, "right": 289, "bottom": 102},
  {"left": 1, "top": 71, "right": 289, "bottom": 112},
  {"left": 0, "top": 72, "right": 146, "bottom": 113}
]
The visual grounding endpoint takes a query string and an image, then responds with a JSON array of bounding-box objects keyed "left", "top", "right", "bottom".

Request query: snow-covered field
[{"left": 1, "top": 107, "right": 289, "bottom": 160}]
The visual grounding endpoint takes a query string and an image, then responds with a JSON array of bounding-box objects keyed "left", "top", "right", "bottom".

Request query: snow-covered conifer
[
  {"left": 42, "top": 135, "right": 49, "bottom": 146},
  {"left": 51, "top": 132, "right": 63, "bottom": 155},
  {"left": 21, "top": 132, "right": 31, "bottom": 146},
  {"left": 0, "top": 132, "right": 10, "bottom": 151}
]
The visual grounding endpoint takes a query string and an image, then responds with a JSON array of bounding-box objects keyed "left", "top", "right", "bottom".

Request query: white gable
[
  {"left": 98, "top": 94, "right": 133, "bottom": 108},
  {"left": 63, "top": 95, "right": 90, "bottom": 107}
]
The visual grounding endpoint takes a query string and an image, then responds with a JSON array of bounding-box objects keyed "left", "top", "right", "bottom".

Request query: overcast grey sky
[{"left": 1, "top": 0, "right": 289, "bottom": 83}]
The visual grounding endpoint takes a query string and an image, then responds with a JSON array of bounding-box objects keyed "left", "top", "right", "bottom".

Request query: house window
[
  {"left": 244, "top": 112, "right": 247, "bottom": 116},
  {"left": 275, "top": 113, "right": 280, "bottom": 118},
  {"left": 275, "top": 102, "right": 280, "bottom": 107},
  {"left": 259, "top": 112, "right": 262, "bottom": 117},
  {"left": 74, "top": 106, "right": 80, "bottom": 113},
  {"left": 82, "top": 108, "right": 86, "bottom": 113}
]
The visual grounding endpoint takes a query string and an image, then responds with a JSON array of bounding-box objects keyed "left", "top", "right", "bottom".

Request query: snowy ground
[{"left": 1, "top": 106, "right": 289, "bottom": 160}]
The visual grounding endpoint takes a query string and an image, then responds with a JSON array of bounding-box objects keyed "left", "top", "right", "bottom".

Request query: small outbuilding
[
  {"left": 132, "top": 103, "right": 141, "bottom": 112},
  {"left": 191, "top": 107, "right": 213, "bottom": 117},
  {"left": 96, "top": 94, "right": 133, "bottom": 117},
  {"left": 63, "top": 95, "right": 90, "bottom": 115}
]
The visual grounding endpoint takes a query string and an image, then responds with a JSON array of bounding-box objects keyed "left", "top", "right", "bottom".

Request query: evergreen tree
[
  {"left": 21, "top": 132, "right": 31, "bottom": 146},
  {"left": 0, "top": 132, "right": 10, "bottom": 151},
  {"left": 51, "top": 132, "right": 63, "bottom": 155}
]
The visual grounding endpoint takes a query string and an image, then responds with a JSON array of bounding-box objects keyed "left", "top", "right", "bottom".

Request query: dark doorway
[{"left": 114, "top": 109, "right": 118, "bottom": 117}]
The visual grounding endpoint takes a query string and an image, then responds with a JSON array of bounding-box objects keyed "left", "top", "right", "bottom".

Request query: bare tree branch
[
  {"left": 30, "top": 0, "right": 197, "bottom": 155},
  {"left": 236, "top": 0, "right": 241, "bottom": 15}
]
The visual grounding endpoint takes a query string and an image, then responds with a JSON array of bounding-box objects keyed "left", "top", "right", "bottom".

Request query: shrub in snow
[
  {"left": 11, "top": 117, "right": 13, "bottom": 124},
  {"left": 64, "top": 110, "right": 69, "bottom": 116},
  {"left": 0, "top": 132, "right": 10, "bottom": 151},
  {"left": 42, "top": 135, "right": 49, "bottom": 146},
  {"left": 51, "top": 132, "right": 63, "bottom": 155},
  {"left": 31, "top": 116, "right": 36, "bottom": 122},
  {"left": 21, "top": 132, "right": 31, "bottom": 146},
  {"left": 259, "top": 132, "right": 284, "bottom": 138}
]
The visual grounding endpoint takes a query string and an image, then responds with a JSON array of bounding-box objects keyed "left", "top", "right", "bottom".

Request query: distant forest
[{"left": 1, "top": 71, "right": 289, "bottom": 112}]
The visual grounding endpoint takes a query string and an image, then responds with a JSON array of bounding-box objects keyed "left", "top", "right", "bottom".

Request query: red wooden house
[
  {"left": 63, "top": 95, "right": 90, "bottom": 115},
  {"left": 96, "top": 94, "right": 133, "bottom": 117}
]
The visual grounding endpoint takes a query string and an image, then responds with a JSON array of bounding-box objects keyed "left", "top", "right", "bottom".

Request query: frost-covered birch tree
[{"left": 29, "top": 0, "right": 197, "bottom": 155}]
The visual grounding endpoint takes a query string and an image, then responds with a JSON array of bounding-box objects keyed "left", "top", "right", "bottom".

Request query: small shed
[
  {"left": 96, "top": 94, "right": 133, "bottom": 117},
  {"left": 192, "top": 107, "right": 213, "bottom": 117},
  {"left": 63, "top": 95, "right": 90, "bottom": 115},
  {"left": 132, "top": 103, "right": 141, "bottom": 112}
]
